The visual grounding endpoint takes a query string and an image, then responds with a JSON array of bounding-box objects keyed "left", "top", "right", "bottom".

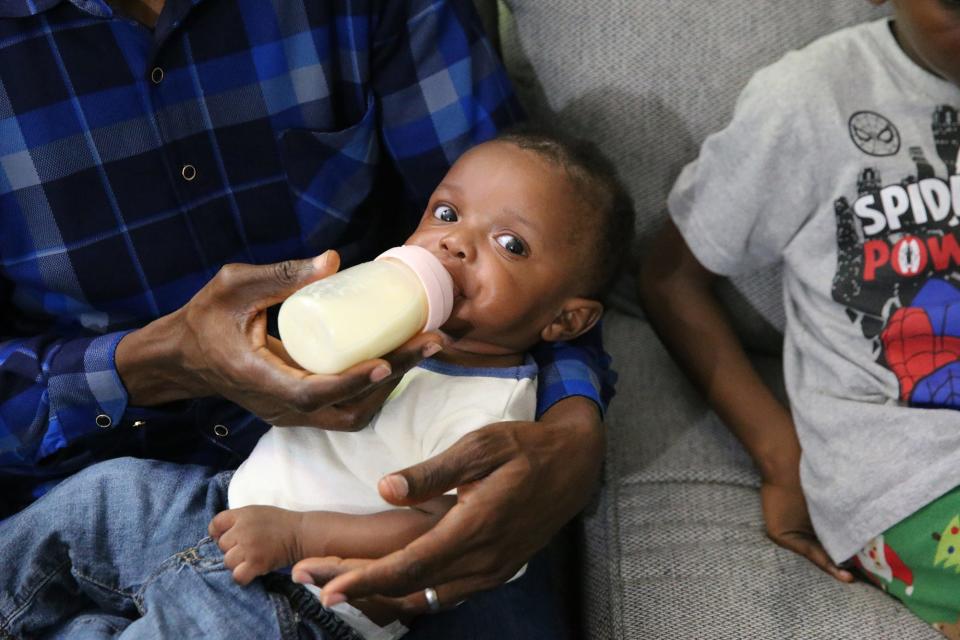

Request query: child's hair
[{"left": 495, "top": 126, "right": 635, "bottom": 300}]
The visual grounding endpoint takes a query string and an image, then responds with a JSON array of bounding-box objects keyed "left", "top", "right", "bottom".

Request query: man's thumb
[
  {"left": 233, "top": 250, "right": 339, "bottom": 308},
  {"left": 285, "top": 250, "right": 339, "bottom": 290},
  {"left": 379, "top": 429, "right": 507, "bottom": 505},
  {"left": 379, "top": 459, "right": 458, "bottom": 506}
]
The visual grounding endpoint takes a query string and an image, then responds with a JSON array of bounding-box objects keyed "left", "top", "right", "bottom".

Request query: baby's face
[
  {"left": 405, "top": 141, "right": 590, "bottom": 356},
  {"left": 888, "top": 0, "right": 960, "bottom": 87}
]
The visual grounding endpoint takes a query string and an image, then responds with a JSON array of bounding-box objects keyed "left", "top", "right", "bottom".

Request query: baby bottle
[{"left": 278, "top": 245, "right": 454, "bottom": 374}]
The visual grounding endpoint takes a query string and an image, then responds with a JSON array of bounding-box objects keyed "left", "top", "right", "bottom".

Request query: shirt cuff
[{"left": 41, "top": 330, "right": 133, "bottom": 458}]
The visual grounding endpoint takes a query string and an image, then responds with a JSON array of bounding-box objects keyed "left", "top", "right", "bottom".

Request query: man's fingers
[
  {"left": 379, "top": 426, "right": 514, "bottom": 506},
  {"left": 214, "top": 251, "right": 339, "bottom": 310},
  {"left": 248, "top": 346, "right": 387, "bottom": 415},
  {"left": 305, "top": 380, "right": 401, "bottom": 431},
  {"left": 292, "top": 556, "right": 373, "bottom": 588},
  {"left": 318, "top": 516, "right": 484, "bottom": 600},
  {"left": 293, "top": 560, "right": 472, "bottom": 618},
  {"left": 322, "top": 561, "right": 508, "bottom": 614},
  {"left": 379, "top": 331, "right": 448, "bottom": 376},
  {"left": 265, "top": 336, "right": 298, "bottom": 368},
  {"left": 366, "top": 577, "right": 485, "bottom": 617}
]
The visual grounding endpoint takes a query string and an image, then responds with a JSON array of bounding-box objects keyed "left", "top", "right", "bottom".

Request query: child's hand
[
  {"left": 760, "top": 481, "right": 854, "bottom": 583},
  {"left": 209, "top": 506, "right": 306, "bottom": 585}
]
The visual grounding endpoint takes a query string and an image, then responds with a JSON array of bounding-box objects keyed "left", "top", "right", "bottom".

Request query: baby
[{"left": 0, "top": 130, "right": 634, "bottom": 640}]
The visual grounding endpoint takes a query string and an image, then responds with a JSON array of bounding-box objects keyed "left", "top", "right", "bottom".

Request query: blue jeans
[{"left": 0, "top": 458, "right": 567, "bottom": 639}]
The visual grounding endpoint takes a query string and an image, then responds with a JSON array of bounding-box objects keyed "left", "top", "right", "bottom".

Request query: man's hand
[
  {"left": 761, "top": 480, "right": 854, "bottom": 583},
  {"left": 262, "top": 333, "right": 409, "bottom": 431},
  {"left": 115, "top": 250, "right": 444, "bottom": 428},
  {"left": 290, "top": 396, "right": 604, "bottom": 613}
]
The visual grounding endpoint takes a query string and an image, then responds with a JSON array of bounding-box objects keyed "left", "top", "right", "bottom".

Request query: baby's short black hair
[{"left": 495, "top": 126, "right": 635, "bottom": 300}]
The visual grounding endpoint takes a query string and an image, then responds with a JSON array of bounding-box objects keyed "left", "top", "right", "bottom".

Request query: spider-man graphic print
[
  {"left": 882, "top": 279, "right": 960, "bottom": 407},
  {"left": 833, "top": 105, "right": 960, "bottom": 408}
]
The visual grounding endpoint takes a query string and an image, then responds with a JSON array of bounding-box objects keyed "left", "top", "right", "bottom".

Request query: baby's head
[
  {"left": 869, "top": 0, "right": 960, "bottom": 87},
  {"left": 405, "top": 128, "right": 634, "bottom": 358}
]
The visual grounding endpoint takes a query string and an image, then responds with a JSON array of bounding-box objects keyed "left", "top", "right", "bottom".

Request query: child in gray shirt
[{"left": 641, "top": 1, "right": 960, "bottom": 636}]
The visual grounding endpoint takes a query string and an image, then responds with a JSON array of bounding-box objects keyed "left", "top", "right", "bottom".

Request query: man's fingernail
[
  {"left": 323, "top": 593, "right": 347, "bottom": 607},
  {"left": 314, "top": 251, "right": 333, "bottom": 271},
  {"left": 370, "top": 364, "right": 391, "bottom": 383},
  {"left": 383, "top": 474, "right": 409, "bottom": 498},
  {"left": 294, "top": 574, "right": 315, "bottom": 586},
  {"left": 422, "top": 343, "right": 443, "bottom": 358}
]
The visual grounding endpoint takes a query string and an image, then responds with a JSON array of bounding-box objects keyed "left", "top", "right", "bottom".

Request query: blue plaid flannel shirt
[{"left": 0, "top": 0, "right": 615, "bottom": 515}]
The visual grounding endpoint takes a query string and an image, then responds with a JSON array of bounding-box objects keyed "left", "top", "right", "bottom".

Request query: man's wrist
[
  {"left": 539, "top": 395, "right": 605, "bottom": 480},
  {"left": 115, "top": 311, "right": 199, "bottom": 406}
]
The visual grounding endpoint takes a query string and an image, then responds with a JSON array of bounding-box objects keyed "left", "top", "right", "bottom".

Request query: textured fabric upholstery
[
  {"left": 490, "top": 2, "right": 945, "bottom": 638},
  {"left": 588, "top": 311, "right": 939, "bottom": 639},
  {"left": 500, "top": 1, "right": 891, "bottom": 348}
]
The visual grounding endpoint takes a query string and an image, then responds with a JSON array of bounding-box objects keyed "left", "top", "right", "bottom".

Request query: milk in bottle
[{"left": 278, "top": 246, "right": 454, "bottom": 374}]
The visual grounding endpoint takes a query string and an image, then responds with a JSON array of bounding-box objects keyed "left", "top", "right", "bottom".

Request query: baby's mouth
[{"left": 447, "top": 271, "right": 466, "bottom": 300}]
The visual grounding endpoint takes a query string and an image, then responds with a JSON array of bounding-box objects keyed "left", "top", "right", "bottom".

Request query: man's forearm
[{"left": 539, "top": 395, "right": 605, "bottom": 491}]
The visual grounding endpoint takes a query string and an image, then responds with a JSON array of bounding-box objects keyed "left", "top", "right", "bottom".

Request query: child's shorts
[{"left": 852, "top": 484, "right": 960, "bottom": 638}]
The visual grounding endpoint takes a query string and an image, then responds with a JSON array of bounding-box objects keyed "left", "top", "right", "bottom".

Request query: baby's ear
[{"left": 541, "top": 298, "right": 604, "bottom": 343}]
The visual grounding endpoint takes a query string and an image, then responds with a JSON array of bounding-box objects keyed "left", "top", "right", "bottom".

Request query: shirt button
[
  {"left": 213, "top": 424, "right": 229, "bottom": 437},
  {"left": 181, "top": 164, "right": 197, "bottom": 181},
  {"left": 150, "top": 67, "right": 164, "bottom": 84},
  {"left": 96, "top": 414, "right": 112, "bottom": 428},
  {"left": 132, "top": 420, "right": 147, "bottom": 428}
]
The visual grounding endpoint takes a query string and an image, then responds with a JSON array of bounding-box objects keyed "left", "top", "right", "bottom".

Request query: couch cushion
[
  {"left": 498, "top": 0, "right": 889, "bottom": 350},
  {"left": 586, "top": 311, "right": 941, "bottom": 639}
]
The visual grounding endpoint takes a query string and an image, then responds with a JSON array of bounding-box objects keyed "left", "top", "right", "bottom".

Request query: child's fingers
[
  {"left": 232, "top": 562, "right": 257, "bottom": 586},
  {"left": 778, "top": 532, "right": 854, "bottom": 583},
  {"left": 208, "top": 509, "right": 236, "bottom": 538},
  {"left": 216, "top": 527, "right": 239, "bottom": 553},
  {"left": 223, "top": 545, "right": 244, "bottom": 571}
]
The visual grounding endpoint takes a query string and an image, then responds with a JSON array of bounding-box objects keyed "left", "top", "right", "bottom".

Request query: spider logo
[{"left": 849, "top": 111, "right": 901, "bottom": 157}]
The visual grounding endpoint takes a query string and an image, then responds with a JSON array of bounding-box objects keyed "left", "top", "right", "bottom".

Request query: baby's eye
[
  {"left": 433, "top": 205, "right": 458, "bottom": 222},
  {"left": 496, "top": 234, "right": 527, "bottom": 256}
]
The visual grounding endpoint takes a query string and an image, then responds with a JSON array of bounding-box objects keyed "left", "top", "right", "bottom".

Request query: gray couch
[{"left": 474, "top": 1, "right": 945, "bottom": 638}]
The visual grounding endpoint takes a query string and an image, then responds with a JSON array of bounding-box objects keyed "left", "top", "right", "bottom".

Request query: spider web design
[
  {"left": 912, "top": 361, "right": 960, "bottom": 408},
  {"left": 881, "top": 279, "right": 960, "bottom": 404}
]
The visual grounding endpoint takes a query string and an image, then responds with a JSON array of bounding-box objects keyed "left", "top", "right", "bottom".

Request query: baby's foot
[{"left": 209, "top": 505, "right": 305, "bottom": 585}]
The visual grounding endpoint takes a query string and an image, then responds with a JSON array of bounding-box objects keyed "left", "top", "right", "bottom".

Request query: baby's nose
[{"left": 440, "top": 234, "right": 471, "bottom": 260}]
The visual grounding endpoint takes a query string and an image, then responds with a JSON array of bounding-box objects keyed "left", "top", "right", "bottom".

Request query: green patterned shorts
[{"left": 852, "top": 485, "right": 960, "bottom": 638}]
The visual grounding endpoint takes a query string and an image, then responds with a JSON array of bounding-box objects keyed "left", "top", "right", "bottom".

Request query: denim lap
[
  {"left": 0, "top": 457, "right": 567, "bottom": 639},
  {"left": 0, "top": 458, "right": 295, "bottom": 639}
]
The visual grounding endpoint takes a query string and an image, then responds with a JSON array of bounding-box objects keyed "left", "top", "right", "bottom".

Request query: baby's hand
[{"left": 208, "top": 506, "right": 305, "bottom": 585}]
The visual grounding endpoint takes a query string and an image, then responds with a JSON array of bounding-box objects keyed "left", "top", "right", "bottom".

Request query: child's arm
[
  {"left": 638, "top": 220, "right": 852, "bottom": 582},
  {"left": 209, "top": 497, "right": 455, "bottom": 586}
]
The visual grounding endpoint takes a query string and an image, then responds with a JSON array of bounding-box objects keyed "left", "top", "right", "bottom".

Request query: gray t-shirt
[{"left": 669, "top": 18, "right": 960, "bottom": 563}]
